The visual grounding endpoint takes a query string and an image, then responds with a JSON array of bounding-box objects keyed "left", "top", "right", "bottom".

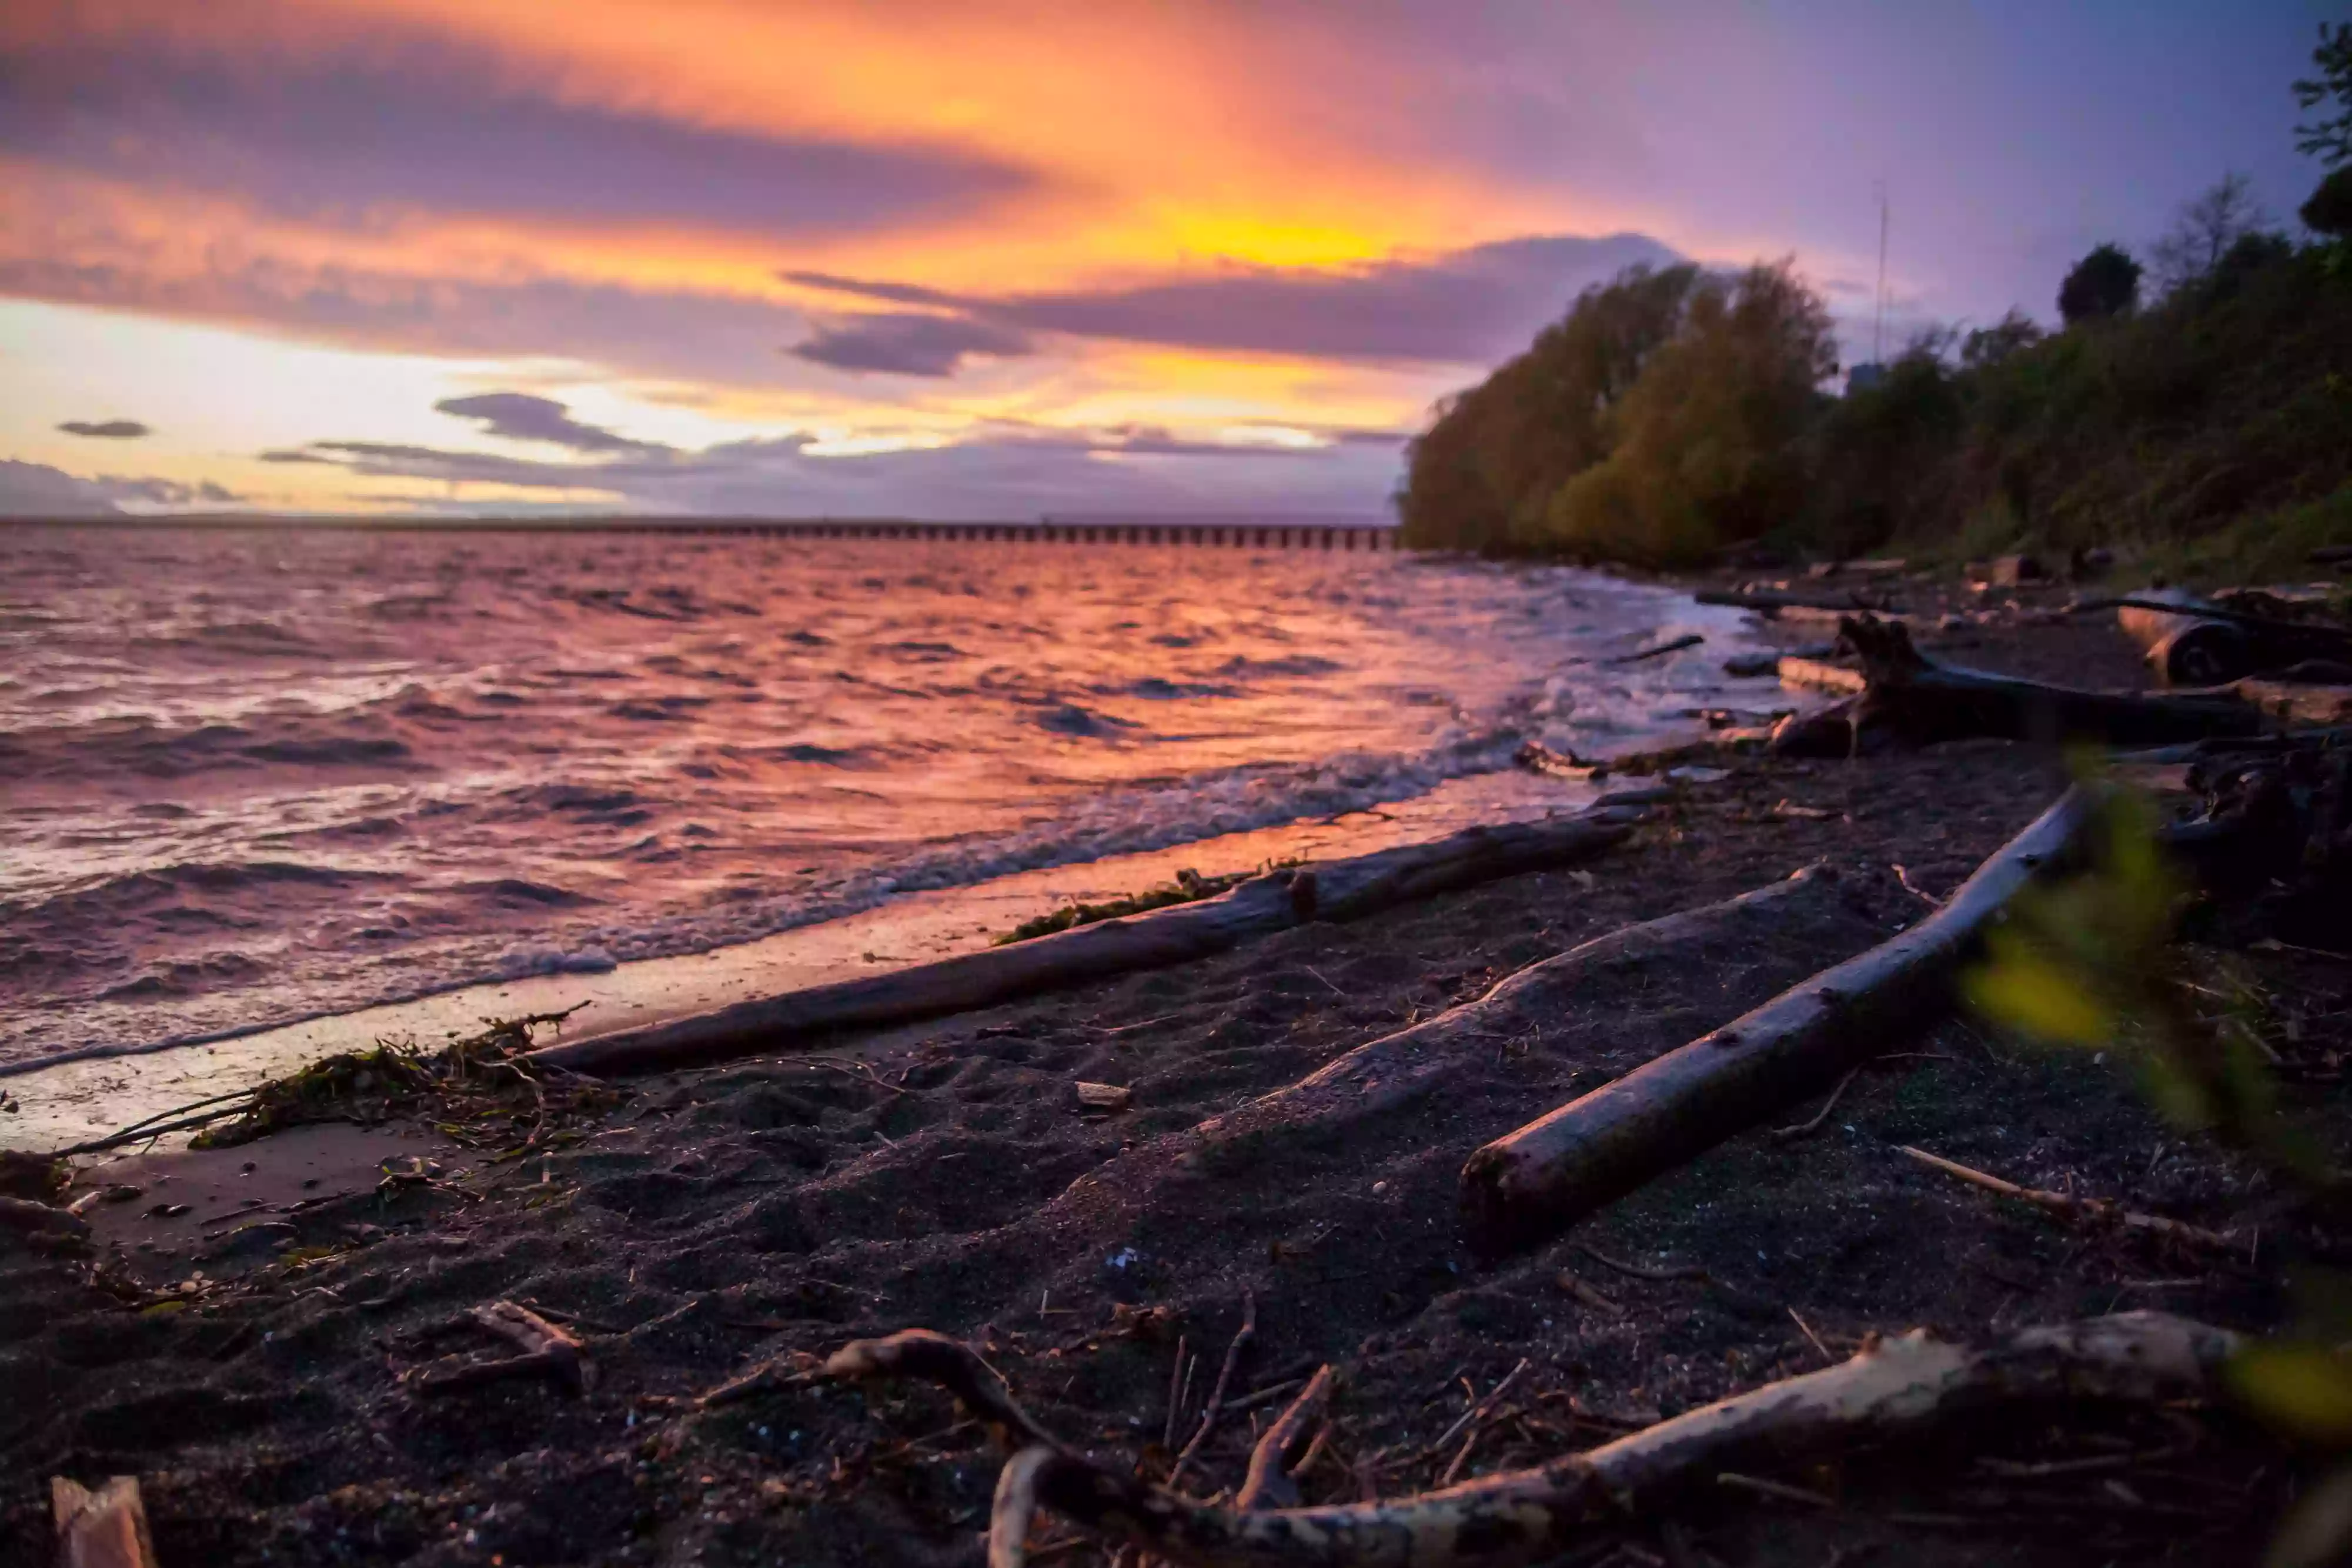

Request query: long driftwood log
[
  {"left": 1190, "top": 867, "right": 1856, "bottom": 1158},
  {"left": 828, "top": 1312, "right": 2238, "bottom": 1568},
  {"left": 1458, "top": 787, "right": 2092, "bottom": 1255},
  {"left": 529, "top": 816, "right": 1628, "bottom": 1077},
  {"left": 1770, "top": 615, "right": 2267, "bottom": 756}
]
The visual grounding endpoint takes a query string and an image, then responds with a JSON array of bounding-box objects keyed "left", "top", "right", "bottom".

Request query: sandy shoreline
[
  {"left": 4, "top": 591, "right": 2341, "bottom": 1566},
  {"left": 2, "top": 768, "right": 1599, "bottom": 1152}
]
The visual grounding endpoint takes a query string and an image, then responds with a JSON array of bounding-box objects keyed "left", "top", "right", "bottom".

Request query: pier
[{"left": 6, "top": 515, "right": 1406, "bottom": 549}]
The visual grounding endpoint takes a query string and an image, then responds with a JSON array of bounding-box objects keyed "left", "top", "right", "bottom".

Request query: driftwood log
[
  {"left": 530, "top": 817, "right": 1628, "bottom": 1077},
  {"left": 1769, "top": 616, "right": 2267, "bottom": 757},
  {"left": 2096, "top": 592, "right": 2352, "bottom": 686},
  {"left": 1190, "top": 867, "right": 1857, "bottom": 1158},
  {"left": 829, "top": 1312, "right": 2238, "bottom": 1568},
  {"left": 1459, "top": 787, "right": 2092, "bottom": 1255},
  {"left": 1696, "top": 587, "right": 1897, "bottom": 618},
  {"left": 2112, "top": 590, "right": 2264, "bottom": 686},
  {"left": 1775, "top": 656, "right": 1866, "bottom": 697}
]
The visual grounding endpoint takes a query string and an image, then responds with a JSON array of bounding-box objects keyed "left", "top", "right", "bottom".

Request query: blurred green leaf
[
  {"left": 1965, "top": 935, "right": 2113, "bottom": 1047},
  {"left": 2230, "top": 1343, "right": 2352, "bottom": 1445}
]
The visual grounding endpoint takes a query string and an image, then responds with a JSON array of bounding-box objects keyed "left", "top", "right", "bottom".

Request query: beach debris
[
  {"left": 1235, "top": 1364, "right": 1337, "bottom": 1511},
  {"left": 1168, "top": 1292, "right": 1255, "bottom": 1487},
  {"left": 50, "top": 1006, "right": 604, "bottom": 1159},
  {"left": 1818, "top": 614, "right": 2267, "bottom": 753},
  {"left": 1603, "top": 632, "right": 1703, "bottom": 664},
  {"left": 527, "top": 817, "right": 1629, "bottom": 1078},
  {"left": 1074, "top": 1081, "right": 1132, "bottom": 1114},
  {"left": 51, "top": 1475, "right": 159, "bottom": 1568},
  {"left": 1776, "top": 654, "right": 1866, "bottom": 697},
  {"left": 1191, "top": 865, "right": 1855, "bottom": 1161},
  {"left": 1900, "top": 1144, "right": 2241, "bottom": 1253},
  {"left": 1772, "top": 1066, "right": 1861, "bottom": 1139},
  {"left": 2110, "top": 587, "right": 2262, "bottom": 686},
  {"left": 1697, "top": 585, "right": 1899, "bottom": 617},
  {"left": 1460, "top": 788, "right": 2093, "bottom": 1255},
  {"left": 826, "top": 1312, "right": 2237, "bottom": 1567},
  {"left": 995, "top": 865, "right": 1258, "bottom": 945},
  {"left": 1966, "top": 553, "right": 2049, "bottom": 588},
  {"left": 409, "top": 1299, "right": 593, "bottom": 1398},
  {"left": 2092, "top": 589, "right": 2352, "bottom": 686}
]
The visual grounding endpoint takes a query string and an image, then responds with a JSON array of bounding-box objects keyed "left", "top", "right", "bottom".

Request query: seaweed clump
[
  {"left": 62, "top": 1006, "right": 621, "bottom": 1158},
  {"left": 994, "top": 863, "right": 1302, "bottom": 946}
]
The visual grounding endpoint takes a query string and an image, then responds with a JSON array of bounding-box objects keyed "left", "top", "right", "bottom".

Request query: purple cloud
[
  {"left": 0, "top": 35, "right": 1043, "bottom": 238},
  {"left": 0, "top": 256, "right": 813, "bottom": 387},
  {"left": 790, "top": 312, "right": 1036, "bottom": 377},
  {"left": 57, "top": 419, "right": 151, "bottom": 439},
  {"left": 434, "top": 392, "right": 661, "bottom": 454},
  {"left": 783, "top": 232, "right": 1682, "bottom": 365},
  {"left": 0, "top": 459, "right": 238, "bottom": 515}
]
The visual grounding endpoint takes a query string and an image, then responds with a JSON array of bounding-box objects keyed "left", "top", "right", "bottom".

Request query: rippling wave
[{"left": 0, "top": 524, "right": 1759, "bottom": 1062}]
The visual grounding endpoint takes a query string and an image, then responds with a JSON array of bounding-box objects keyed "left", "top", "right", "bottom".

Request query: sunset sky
[{"left": 0, "top": 1, "right": 2336, "bottom": 520}]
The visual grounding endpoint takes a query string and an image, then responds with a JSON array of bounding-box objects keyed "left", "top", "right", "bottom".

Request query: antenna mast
[{"left": 1872, "top": 180, "right": 1889, "bottom": 366}]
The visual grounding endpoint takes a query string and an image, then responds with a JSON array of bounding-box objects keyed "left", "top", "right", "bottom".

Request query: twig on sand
[
  {"left": 1717, "top": 1471, "right": 1836, "bottom": 1509},
  {"left": 408, "top": 1300, "right": 594, "bottom": 1398},
  {"left": 1423, "top": 1358, "right": 1530, "bottom": 1460},
  {"left": 1787, "top": 1307, "right": 1835, "bottom": 1365},
  {"left": 1892, "top": 864, "right": 1945, "bottom": 907},
  {"left": 1577, "top": 1245, "right": 1710, "bottom": 1283},
  {"left": 1899, "top": 1145, "right": 2240, "bottom": 1252},
  {"left": 1171, "top": 1293, "right": 1256, "bottom": 1487},
  {"left": 1772, "top": 1068, "right": 1860, "bottom": 1140},
  {"left": 1164, "top": 1334, "right": 1190, "bottom": 1451},
  {"left": 1237, "top": 1365, "right": 1337, "bottom": 1510}
]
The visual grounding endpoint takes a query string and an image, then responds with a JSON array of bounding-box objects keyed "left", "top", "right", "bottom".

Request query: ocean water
[{"left": 0, "top": 524, "right": 1763, "bottom": 1065}]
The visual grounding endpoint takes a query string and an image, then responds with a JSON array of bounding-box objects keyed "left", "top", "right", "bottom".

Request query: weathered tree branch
[
  {"left": 1838, "top": 615, "right": 2264, "bottom": 750},
  {"left": 828, "top": 1312, "right": 2239, "bottom": 1567}
]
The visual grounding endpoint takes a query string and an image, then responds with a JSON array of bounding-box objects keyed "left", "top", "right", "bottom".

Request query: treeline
[{"left": 1397, "top": 27, "right": 2352, "bottom": 577}]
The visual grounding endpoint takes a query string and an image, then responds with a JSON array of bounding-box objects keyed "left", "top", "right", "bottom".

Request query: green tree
[
  {"left": 2304, "top": 165, "right": 2352, "bottom": 239},
  {"left": 1543, "top": 262, "right": 1835, "bottom": 566},
  {"left": 2057, "top": 243, "right": 2141, "bottom": 322},
  {"left": 1959, "top": 309, "right": 2044, "bottom": 370},
  {"left": 2294, "top": 20, "right": 2352, "bottom": 165},
  {"left": 1396, "top": 263, "right": 1699, "bottom": 550}
]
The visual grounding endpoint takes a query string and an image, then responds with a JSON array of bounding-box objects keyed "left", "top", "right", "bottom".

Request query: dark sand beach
[{"left": 6, "top": 587, "right": 2344, "bottom": 1567}]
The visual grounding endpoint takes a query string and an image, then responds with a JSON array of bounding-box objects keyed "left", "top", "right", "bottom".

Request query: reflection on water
[{"left": 0, "top": 525, "right": 1759, "bottom": 1062}]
